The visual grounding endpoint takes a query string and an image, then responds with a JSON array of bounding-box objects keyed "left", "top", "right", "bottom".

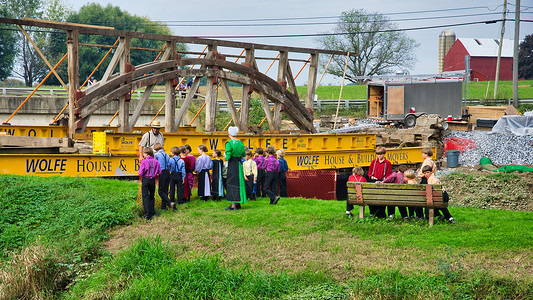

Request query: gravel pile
[{"left": 444, "top": 130, "right": 533, "bottom": 166}]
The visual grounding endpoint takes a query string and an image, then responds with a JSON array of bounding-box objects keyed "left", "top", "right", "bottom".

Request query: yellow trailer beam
[
  {"left": 0, "top": 124, "right": 196, "bottom": 138},
  {"left": 0, "top": 147, "right": 432, "bottom": 177},
  {"left": 104, "top": 132, "right": 376, "bottom": 155}
]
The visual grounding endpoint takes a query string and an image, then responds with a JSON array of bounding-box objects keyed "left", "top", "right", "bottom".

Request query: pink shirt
[{"left": 139, "top": 156, "right": 161, "bottom": 179}]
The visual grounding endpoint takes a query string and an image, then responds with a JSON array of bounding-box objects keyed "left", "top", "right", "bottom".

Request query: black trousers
[
  {"left": 409, "top": 207, "right": 424, "bottom": 218},
  {"left": 245, "top": 174, "right": 255, "bottom": 200},
  {"left": 169, "top": 172, "right": 184, "bottom": 204},
  {"left": 264, "top": 171, "right": 278, "bottom": 203},
  {"left": 158, "top": 169, "right": 171, "bottom": 209},
  {"left": 278, "top": 171, "right": 287, "bottom": 197},
  {"left": 257, "top": 169, "right": 266, "bottom": 197},
  {"left": 142, "top": 177, "right": 156, "bottom": 219}
]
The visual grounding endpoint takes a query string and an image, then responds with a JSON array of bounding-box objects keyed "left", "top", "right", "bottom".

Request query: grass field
[{"left": 1, "top": 174, "right": 532, "bottom": 299}]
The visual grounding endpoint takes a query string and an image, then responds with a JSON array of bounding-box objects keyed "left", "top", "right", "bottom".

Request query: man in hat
[{"left": 139, "top": 120, "right": 164, "bottom": 160}]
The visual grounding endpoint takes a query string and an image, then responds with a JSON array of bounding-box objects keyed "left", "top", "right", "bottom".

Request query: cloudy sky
[{"left": 66, "top": 0, "right": 532, "bottom": 85}]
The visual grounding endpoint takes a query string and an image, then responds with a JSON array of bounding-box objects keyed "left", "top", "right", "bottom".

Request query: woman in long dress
[
  {"left": 225, "top": 127, "right": 246, "bottom": 210},
  {"left": 195, "top": 144, "right": 213, "bottom": 201}
]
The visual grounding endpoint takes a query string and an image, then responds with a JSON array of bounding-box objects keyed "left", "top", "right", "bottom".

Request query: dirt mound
[{"left": 440, "top": 168, "right": 533, "bottom": 211}]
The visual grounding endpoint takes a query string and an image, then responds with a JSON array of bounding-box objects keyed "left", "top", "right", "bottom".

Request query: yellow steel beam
[
  {"left": 0, "top": 125, "right": 197, "bottom": 138},
  {"left": 0, "top": 146, "right": 431, "bottom": 177},
  {"left": 103, "top": 132, "right": 376, "bottom": 155}
]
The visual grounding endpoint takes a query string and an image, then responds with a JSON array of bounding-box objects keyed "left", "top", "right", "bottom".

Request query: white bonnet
[{"left": 228, "top": 126, "right": 239, "bottom": 137}]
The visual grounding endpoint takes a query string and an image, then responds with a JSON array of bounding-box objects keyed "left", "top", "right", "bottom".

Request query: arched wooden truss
[{"left": 1, "top": 17, "right": 356, "bottom": 135}]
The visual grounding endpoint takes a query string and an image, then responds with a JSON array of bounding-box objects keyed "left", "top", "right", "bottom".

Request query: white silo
[{"left": 438, "top": 30, "right": 456, "bottom": 73}]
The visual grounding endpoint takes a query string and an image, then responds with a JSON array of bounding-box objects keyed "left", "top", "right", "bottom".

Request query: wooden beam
[
  {"left": 118, "top": 36, "right": 131, "bottom": 132},
  {"left": 67, "top": 30, "right": 79, "bottom": 136},
  {"left": 1, "top": 17, "right": 358, "bottom": 56},
  {"left": 22, "top": 17, "right": 114, "bottom": 30},
  {"left": 164, "top": 41, "right": 177, "bottom": 132},
  {"left": 306, "top": 53, "right": 318, "bottom": 110},
  {"left": 174, "top": 75, "right": 203, "bottom": 129},
  {"left": 204, "top": 45, "right": 217, "bottom": 132},
  {"left": 129, "top": 84, "right": 155, "bottom": 130},
  {"left": 100, "top": 42, "right": 124, "bottom": 84},
  {"left": 17, "top": 25, "right": 68, "bottom": 92},
  {"left": 249, "top": 52, "right": 275, "bottom": 130},
  {"left": 219, "top": 78, "right": 241, "bottom": 129}
]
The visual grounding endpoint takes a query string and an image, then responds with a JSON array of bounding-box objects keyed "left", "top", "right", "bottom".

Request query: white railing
[{"left": 2, "top": 88, "right": 532, "bottom": 109}]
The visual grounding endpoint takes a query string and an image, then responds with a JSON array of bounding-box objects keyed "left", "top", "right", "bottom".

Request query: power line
[
  {"left": 85, "top": 5, "right": 508, "bottom": 25},
  {"left": 0, "top": 19, "right": 530, "bottom": 37},
  {"left": 193, "top": 19, "right": 533, "bottom": 39}
]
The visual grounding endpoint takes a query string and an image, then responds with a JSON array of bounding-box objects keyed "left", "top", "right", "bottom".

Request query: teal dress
[{"left": 225, "top": 139, "right": 246, "bottom": 203}]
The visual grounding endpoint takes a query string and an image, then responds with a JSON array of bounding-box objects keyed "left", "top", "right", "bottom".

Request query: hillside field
[{"left": 1, "top": 173, "right": 532, "bottom": 299}]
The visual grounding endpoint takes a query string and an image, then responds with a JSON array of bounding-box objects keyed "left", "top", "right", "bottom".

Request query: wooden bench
[{"left": 347, "top": 182, "right": 447, "bottom": 226}]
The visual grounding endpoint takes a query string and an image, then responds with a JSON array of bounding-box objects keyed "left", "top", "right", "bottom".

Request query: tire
[{"left": 404, "top": 114, "right": 417, "bottom": 127}]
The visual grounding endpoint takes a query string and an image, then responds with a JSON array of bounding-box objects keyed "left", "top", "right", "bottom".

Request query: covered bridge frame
[{"left": 1, "top": 18, "right": 356, "bottom": 135}]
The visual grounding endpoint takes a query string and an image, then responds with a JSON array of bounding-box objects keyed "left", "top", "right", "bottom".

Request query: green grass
[
  {"left": 1, "top": 174, "right": 531, "bottom": 299},
  {"left": 296, "top": 80, "right": 533, "bottom": 100},
  {"left": 0, "top": 175, "right": 137, "bottom": 260}
]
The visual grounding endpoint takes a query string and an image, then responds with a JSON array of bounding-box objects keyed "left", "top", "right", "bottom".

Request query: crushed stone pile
[{"left": 444, "top": 130, "right": 533, "bottom": 166}]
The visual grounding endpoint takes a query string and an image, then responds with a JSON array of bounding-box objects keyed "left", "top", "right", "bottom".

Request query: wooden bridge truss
[{"left": 1, "top": 18, "right": 355, "bottom": 135}]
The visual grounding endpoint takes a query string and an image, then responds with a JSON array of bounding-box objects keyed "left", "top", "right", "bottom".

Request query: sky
[{"left": 65, "top": 0, "right": 532, "bottom": 85}]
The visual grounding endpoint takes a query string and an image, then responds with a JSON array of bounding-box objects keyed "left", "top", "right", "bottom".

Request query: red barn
[{"left": 444, "top": 38, "right": 514, "bottom": 81}]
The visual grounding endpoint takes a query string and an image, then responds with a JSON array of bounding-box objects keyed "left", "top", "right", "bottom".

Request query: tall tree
[
  {"left": 3, "top": 0, "right": 70, "bottom": 86},
  {"left": 317, "top": 9, "right": 419, "bottom": 84},
  {"left": 48, "top": 3, "right": 184, "bottom": 85},
  {"left": 0, "top": 4, "right": 17, "bottom": 81},
  {"left": 518, "top": 34, "right": 533, "bottom": 80}
]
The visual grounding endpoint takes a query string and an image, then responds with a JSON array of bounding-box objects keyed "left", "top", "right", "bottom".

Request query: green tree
[
  {"left": 518, "top": 34, "right": 533, "bottom": 80},
  {"left": 0, "top": 4, "right": 17, "bottom": 81},
  {"left": 317, "top": 9, "right": 419, "bottom": 84},
  {"left": 3, "top": 0, "right": 70, "bottom": 86},
  {"left": 48, "top": 3, "right": 185, "bottom": 85}
]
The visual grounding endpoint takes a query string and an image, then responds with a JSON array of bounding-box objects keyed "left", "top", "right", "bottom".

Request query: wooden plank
[
  {"left": 1, "top": 17, "right": 359, "bottom": 56},
  {"left": 306, "top": 53, "right": 318, "bottom": 110},
  {"left": 220, "top": 78, "right": 241, "bottom": 129},
  {"left": 174, "top": 75, "right": 203, "bottom": 129},
  {"left": 351, "top": 200, "right": 447, "bottom": 207},
  {"left": 67, "top": 30, "right": 79, "bottom": 136},
  {"left": 349, "top": 193, "right": 443, "bottom": 202},
  {"left": 118, "top": 36, "right": 131, "bottom": 133},
  {"left": 387, "top": 86, "right": 404, "bottom": 115},
  {"left": 357, "top": 189, "right": 435, "bottom": 196},
  {"left": 204, "top": 46, "right": 217, "bottom": 132},
  {"left": 0, "top": 136, "right": 69, "bottom": 148},
  {"left": 129, "top": 84, "right": 155, "bottom": 129},
  {"left": 348, "top": 182, "right": 443, "bottom": 191}
]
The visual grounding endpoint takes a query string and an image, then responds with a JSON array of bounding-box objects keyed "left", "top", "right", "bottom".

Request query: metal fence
[{"left": 286, "top": 169, "right": 337, "bottom": 200}]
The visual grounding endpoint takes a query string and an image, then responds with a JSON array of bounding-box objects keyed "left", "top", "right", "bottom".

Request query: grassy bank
[{"left": 1, "top": 174, "right": 531, "bottom": 299}]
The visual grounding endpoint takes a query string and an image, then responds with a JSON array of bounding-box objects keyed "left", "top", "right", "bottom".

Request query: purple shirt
[
  {"left": 263, "top": 155, "right": 279, "bottom": 172},
  {"left": 139, "top": 156, "right": 161, "bottom": 179},
  {"left": 195, "top": 154, "right": 213, "bottom": 173},
  {"left": 254, "top": 155, "right": 266, "bottom": 170},
  {"left": 383, "top": 172, "right": 406, "bottom": 184}
]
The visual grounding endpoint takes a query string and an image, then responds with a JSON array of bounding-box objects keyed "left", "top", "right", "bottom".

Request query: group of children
[
  {"left": 138, "top": 142, "right": 289, "bottom": 219},
  {"left": 345, "top": 146, "right": 455, "bottom": 224}
]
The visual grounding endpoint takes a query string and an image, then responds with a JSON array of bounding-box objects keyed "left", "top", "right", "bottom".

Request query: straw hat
[{"left": 151, "top": 121, "right": 162, "bottom": 128}]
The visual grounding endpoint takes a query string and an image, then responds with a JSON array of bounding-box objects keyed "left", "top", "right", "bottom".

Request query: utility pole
[
  {"left": 494, "top": 0, "right": 507, "bottom": 99},
  {"left": 513, "top": 0, "right": 520, "bottom": 107}
]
